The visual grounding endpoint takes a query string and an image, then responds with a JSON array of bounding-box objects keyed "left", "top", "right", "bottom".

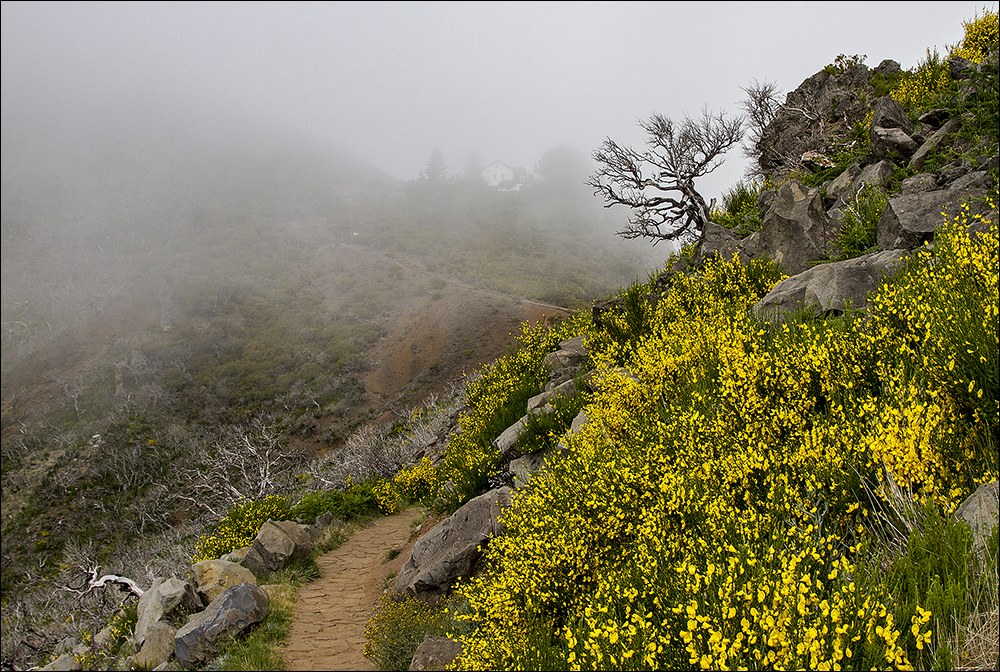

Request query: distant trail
[
  {"left": 283, "top": 509, "right": 422, "bottom": 671},
  {"left": 337, "top": 241, "right": 578, "bottom": 314}
]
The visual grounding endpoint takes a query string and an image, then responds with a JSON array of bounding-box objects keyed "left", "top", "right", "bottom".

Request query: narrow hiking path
[{"left": 283, "top": 508, "right": 424, "bottom": 671}]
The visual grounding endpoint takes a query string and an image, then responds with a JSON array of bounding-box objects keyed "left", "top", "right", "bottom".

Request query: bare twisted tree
[{"left": 588, "top": 108, "right": 744, "bottom": 244}]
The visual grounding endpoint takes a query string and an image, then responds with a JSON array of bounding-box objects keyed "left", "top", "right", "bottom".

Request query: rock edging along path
[{"left": 283, "top": 508, "right": 424, "bottom": 671}]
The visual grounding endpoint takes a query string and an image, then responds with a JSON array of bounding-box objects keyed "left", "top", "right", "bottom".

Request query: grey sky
[{"left": 2, "top": 1, "right": 993, "bottom": 202}]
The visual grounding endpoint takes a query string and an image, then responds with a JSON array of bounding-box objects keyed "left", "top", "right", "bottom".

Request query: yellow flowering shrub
[
  {"left": 442, "top": 202, "right": 997, "bottom": 670},
  {"left": 950, "top": 9, "right": 999, "bottom": 63},
  {"left": 892, "top": 48, "right": 953, "bottom": 115},
  {"left": 192, "top": 494, "right": 291, "bottom": 562}
]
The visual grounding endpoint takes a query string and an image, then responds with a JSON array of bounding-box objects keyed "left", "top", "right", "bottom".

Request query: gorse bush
[
  {"left": 192, "top": 495, "right": 291, "bottom": 562},
  {"left": 892, "top": 48, "right": 954, "bottom": 116},
  {"left": 950, "top": 9, "right": 999, "bottom": 63},
  {"left": 436, "top": 202, "right": 997, "bottom": 670}
]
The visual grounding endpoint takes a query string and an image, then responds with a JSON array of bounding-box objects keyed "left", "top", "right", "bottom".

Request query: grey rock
[
  {"left": 220, "top": 546, "right": 250, "bottom": 563},
  {"left": 900, "top": 173, "right": 939, "bottom": 195},
  {"left": 909, "top": 117, "right": 961, "bottom": 172},
  {"left": 493, "top": 416, "right": 528, "bottom": 460},
  {"left": 241, "top": 520, "right": 314, "bottom": 576},
  {"left": 694, "top": 221, "right": 740, "bottom": 266},
  {"left": 870, "top": 96, "right": 914, "bottom": 134},
  {"left": 135, "top": 577, "right": 202, "bottom": 649},
  {"left": 313, "top": 511, "right": 345, "bottom": 530},
  {"left": 955, "top": 481, "right": 999, "bottom": 551},
  {"left": 737, "top": 231, "right": 764, "bottom": 262},
  {"left": 872, "top": 127, "right": 919, "bottom": 160},
  {"left": 191, "top": 559, "right": 257, "bottom": 604},
  {"left": 570, "top": 409, "right": 589, "bottom": 434},
  {"left": 877, "top": 187, "right": 990, "bottom": 250},
  {"left": 527, "top": 378, "right": 578, "bottom": 412},
  {"left": 874, "top": 59, "right": 901, "bottom": 76},
  {"left": 825, "top": 163, "right": 861, "bottom": 202},
  {"left": 753, "top": 250, "right": 907, "bottom": 318},
  {"left": 917, "top": 108, "right": 950, "bottom": 128},
  {"left": 801, "top": 150, "right": 835, "bottom": 169},
  {"left": 394, "top": 488, "right": 512, "bottom": 596},
  {"left": 542, "top": 348, "right": 586, "bottom": 371},
  {"left": 174, "top": 582, "right": 268, "bottom": 668},
  {"left": 134, "top": 621, "right": 177, "bottom": 670},
  {"left": 760, "top": 180, "right": 834, "bottom": 275},
  {"left": 757, "top": 189, "right": 777, "bottom": 219},
  {"left": 949, "top": 170, "right": 990, "bottom": 191},
  {"left": 559, "top": 336, "right": 588, "bottom": 358},
  {"left": 53, "top": 637, "right": 80, "bottom": 656},
  {"left": 409, "top": 635, "right": 464, "bottom": 671},
  {"left": 949, "top": 56, "right": 977, "bottom": 80}
]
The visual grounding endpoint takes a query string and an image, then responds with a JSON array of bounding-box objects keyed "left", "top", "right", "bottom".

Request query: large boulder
[
  {"left": 134, "top": 577, "right": 202, "bottom": 649},
  {"left": 955, "top": 481, "right": 999, "bottom": 552},
  {"left": 760, "top": 181, "right": 834, "bottom": 275},
  {"left": 174, "top": 582, "right": 268, "bottom": 668},
  {"left": 527, "top": 378, "right": 579, "bottom": 413},
  {"left": 493, "top": 416, "right": 528, "bottom": 460},
  {"left": 241, "top": 520, "right": 314, "bottom": 576},
  {"left": 877, "top": 187, "right": 991, "bottom": 250},
  {"left": 693, "top": 221, "right": 740, "bottom": 266},
  {"left": 191, "top": 559, "right": 258, "bottom": 604},
  {"left": 753, "top": 249, "right": 908, "bottom": 318},
  {"left": 394, "top": 487, "right": 513, "bottom": 597},
  {"left": 409, "top": 635, "right": 464, "bottom": 671}
]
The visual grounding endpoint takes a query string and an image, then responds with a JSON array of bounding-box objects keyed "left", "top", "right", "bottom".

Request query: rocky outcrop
[
  {"left": 753, "top": 249, "right": 908, "bottom": 317},
  {"left": 174, "top": 582, "right": 269, "bottom": 668},
  {"left": 409, "top": 635, "right": 464, "bottom": 671},
  {"left": 241, "top": 520, "right": 314, "bottom": 576},
  {"left": 757, "top": 64, "right": 874, "bottom": 175},
  {"left": 394, "top": 487, "right": 512, "bottom": 597}
]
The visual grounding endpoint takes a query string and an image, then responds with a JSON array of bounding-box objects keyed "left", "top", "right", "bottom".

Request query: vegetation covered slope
[{"left": 368, "top": 12, "right": 999, "bottom": 671}]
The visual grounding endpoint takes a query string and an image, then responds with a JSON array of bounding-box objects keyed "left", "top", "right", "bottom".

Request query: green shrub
[
  {"left": 364, "top": 593, "right": 446, "bottom": 671},
  {"left": 833, "top": 184, "right": 887, "bottom": 260},
  {"left": 291, "top": 479, "right": 380, "bottom": 522},
  {"left": 712, "top": 180, "right": 766, "bottom": 236},
  {"left": 886, "top": 499, "right": 972, "bottom": 670}
]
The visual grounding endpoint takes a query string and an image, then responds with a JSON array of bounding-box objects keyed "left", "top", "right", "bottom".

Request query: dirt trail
[{"left": 283, "top": 509, "right": 424, "bottom": 671}]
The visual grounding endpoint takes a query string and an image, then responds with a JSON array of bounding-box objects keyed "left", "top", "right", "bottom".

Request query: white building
[{"left": 482, "top": 159, "right": 515, "bottom": 187}]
